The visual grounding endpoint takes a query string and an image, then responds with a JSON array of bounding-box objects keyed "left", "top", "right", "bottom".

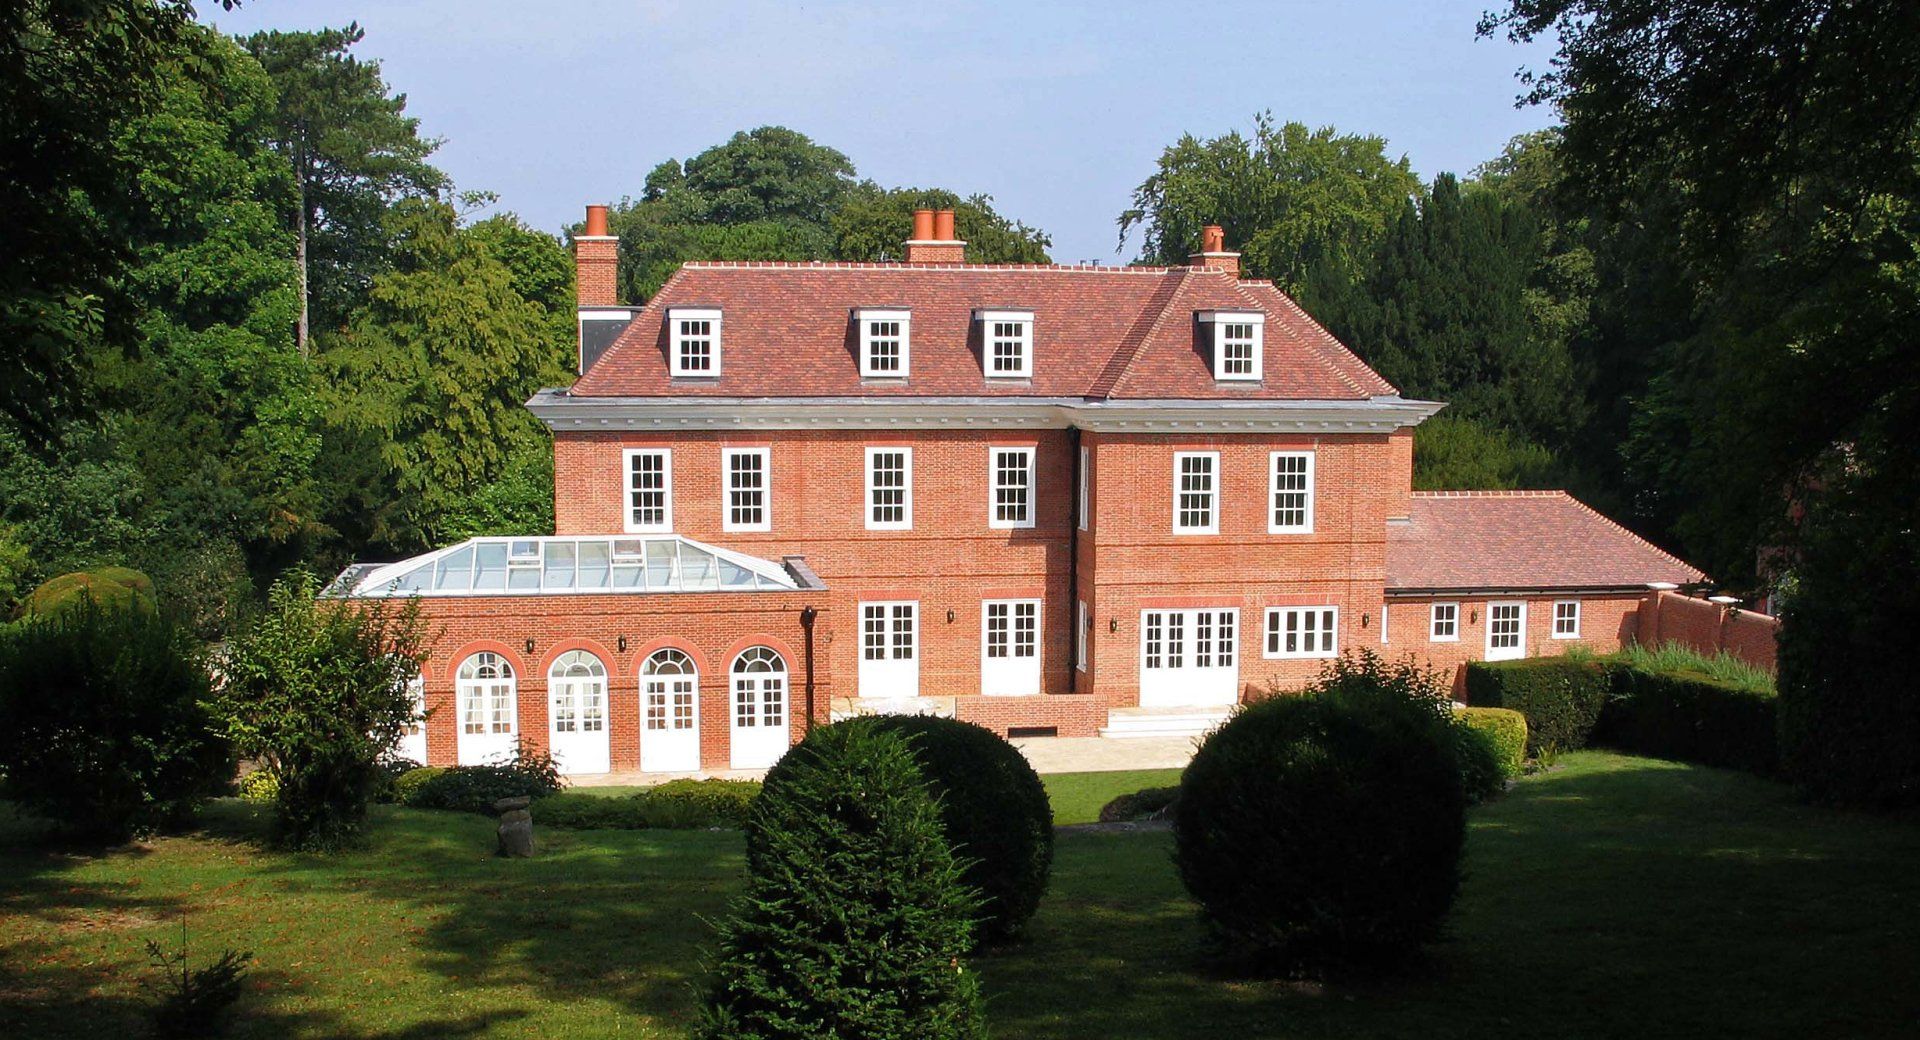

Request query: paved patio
[{"left": 563, "top": 733, "right": 1199, "bottom": 787}]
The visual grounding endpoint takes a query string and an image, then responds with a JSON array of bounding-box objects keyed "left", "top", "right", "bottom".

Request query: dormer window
[
  {"left": 857, "top": 309, "right": 910, "bottom": 378},
  {"left": 668, "top": 308, "right": 722, "bottom": 377},
  {"left": 1197, "top": 310, "right": 1265, "bottom": 381},
  {"left": 975, "top": 309, "right": 1034, "bottom": 378}
]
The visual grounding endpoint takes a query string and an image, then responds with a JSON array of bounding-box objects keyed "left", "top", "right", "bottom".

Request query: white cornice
[{"left": 526, "top": 391, "right": 1444, "bottom": 434}]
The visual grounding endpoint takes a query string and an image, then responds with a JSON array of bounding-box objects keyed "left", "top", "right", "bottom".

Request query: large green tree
[
  {"left": 1117, "top": 113, "right": 1420, "bottom": 294},
  {"left": 0, "top": 0, "right": 223, "bottom": 440},
  {"left": 319, "top": 199, "right": 572, "bottom": 549},
  {"left": 1486, "top": 0, "right": 1920, "bottom": 803},
  {"left": 242, "top": 23, "right": 446, "bottom": 354}
]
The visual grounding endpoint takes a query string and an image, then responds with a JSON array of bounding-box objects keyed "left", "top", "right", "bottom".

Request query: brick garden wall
[{"left": 1635, "top": 590, "right": 1780, "bottom": 671}]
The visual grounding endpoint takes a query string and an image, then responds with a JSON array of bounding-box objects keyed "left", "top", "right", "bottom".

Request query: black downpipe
[{"left": 801, "top": 605, "right": 817, "bottom": 733}]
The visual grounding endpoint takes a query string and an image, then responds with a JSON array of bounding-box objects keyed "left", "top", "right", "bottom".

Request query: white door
[
  {"left": 641, "top": 649, "right": 701, "bottom": 772},
  {"left": 857, "top": 601, "right": 919, "bottom": 702},
  {"left": 1139, "top": 608, "right": 1240, "bottom": 708},
  {"left": 730, "top": 647, "right": 791, "bottom": 769},
  {"left": 1487, "top": 601, "right": 1527, "bottom": 661},
  {"left": 397, "top": 674, "right": 428, "bottom": 764},
  {"left": 981, "top": 599, "right": 1042, "bottom": 696},
  {"left": 455, "top": 652, "right": 518, "bottom": 765},
  {"left": 548, "top": 651, "right": 611, "bottom": 775}
]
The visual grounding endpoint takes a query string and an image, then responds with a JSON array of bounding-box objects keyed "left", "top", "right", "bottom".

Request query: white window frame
[
  {"left": 623, "top": 448, "right": 672, "bottom": 534},
  {"left": 976, "top": 309, "right": 1034, "bottom": 378},
  {"left": 1487, "top": 601, "right": 1528, "bottom": 661},
  {"left": 667, "top": 307, "right": 722, "bottom": 377},
  {"left": 1075, "top": 599, "right": 1089, "bottom": 672},
  {"left": 989, "top": 446, "right": 1036, "bottom": 530},
  {"left": 857, "top": 308, "right": 911, "bottom": 378},
  {"left": 1264, "top": 606, "right": 1339, "bottom": 659},
  {"left": 1076, "top": 445, "right": 1089, "bottom": 531},
  {"left": 721, "top": 447, "right": 771, "bottom": 533},
  {"left": 1172, "top": 451, "right": 1220, "bottom": 535},
  {"left": 1553, "top": 599, "right": 1581, "bottom": 639},
  {"left": 864, "top": 446, "right": 913, "bottom": 530},
  {"left": 1429, "top": 601, "right": 1460, "bottom": 642},
  {"left": 1198, "top": 310, "right": 1265, "bottom": 382},
  {"left": 1268, "top": 451, "right": 1315, "bottom": 533},
  {"left": 1381, "top": 602, "right": 1390, "bottom": 644}
]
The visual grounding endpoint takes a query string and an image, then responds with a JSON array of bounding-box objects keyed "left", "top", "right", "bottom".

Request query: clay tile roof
[
  {"left": 1387, "top": 490, "right": 1707, "bottom": 592},
  {"left": 567, "top": 262, "right": 1397, "bottom": 401}
]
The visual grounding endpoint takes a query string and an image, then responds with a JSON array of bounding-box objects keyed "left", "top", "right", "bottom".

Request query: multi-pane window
[
  {"left": 862, "top": 602, "right": 918, "bottom": 661},
  {"left": 1269, "top": 451, "right": 1315, "bottom": 532},
  {"left": 1194, "top": 611, "right": 1236, "bottom": 668},
  {"left": 1077, "top": 446, "right": 1090, "bottom": 531},
  {"left": 1553, "top": 600, "right": 1581, "bottom": 638},
  {"left": 457, "top": 653, "right": 515, "bottom": 735},
  {"left": 991, "top": 447, "right": 1035, "bottom": 528},
  {"left": 1173, "top": 451, "right": 1220, "bottom": 534},
  {"left": 865, "top": 447, "right": 912, "bottom": 529},
  {"left": 1430, "top": 602, "right": 1460, "bottom": 641},
  {"left": 984, "top": 601, "right": 1037, "bottom": 658},
  {"left": 723, "top": 448, "right": 770, "bottom": 532},
  {"left": 1266, "top": 607, "right": 1338, "bottom": 658},
  {"left": 1200, "top": 310, "right": 1265, "bottom": 381},
  {"left": 668, "top": 308, "right": 721, "bottom": 376},
  {"left": 732, "top": 647, "right": 787, "bottom": 729},
  {"left": 1488, "top": 602, "right": 1526, "bottom": 660},
  {"left": 858, "top": 309, "right": 911, "bottom": 377},
  {"left": 1076, "top": 599, "right": 1090, "bottom": 672},
  {"left": 625, "top": 449, "right": 671, "bottom": 533},
  {"left": 976, "top": 310, "right": 1034, "bottom": 377}
]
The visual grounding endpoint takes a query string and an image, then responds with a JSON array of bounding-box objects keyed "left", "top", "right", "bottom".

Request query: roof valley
[{"left": 1087, "top": 268, "right": 1187, "bottom": 400}]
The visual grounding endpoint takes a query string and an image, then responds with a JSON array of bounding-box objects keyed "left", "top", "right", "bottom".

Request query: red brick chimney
[
  {"left": 904, "top": 207, "right": 965, "bottom": 264},
  {"left": 1189, "top": 224, "right": 1240, "bottom": 277},
  {"left": 577, "top": 204, "right": 619, "bottom": 305}
]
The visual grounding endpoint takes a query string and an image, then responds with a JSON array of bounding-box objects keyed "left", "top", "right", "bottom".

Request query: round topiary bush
[
  {"left": 867, "top": 715, "right": 1052, "bottom": 943},
  {"left": 22, "top": 568, "right": 159, "bottom": 620},
  {"left": 702, "top": 718, "right": 984, "bottom": 1040},
  {"left": 1174, "top": 672, "right": 1468, "bottom": 974}
]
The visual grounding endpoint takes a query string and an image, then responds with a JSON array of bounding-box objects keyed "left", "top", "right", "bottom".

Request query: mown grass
[{"left": 4, "top": 753, "right": 1916, "bottom": 1039}]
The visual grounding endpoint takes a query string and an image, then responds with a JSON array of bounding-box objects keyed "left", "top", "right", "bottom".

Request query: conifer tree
[{"left": 700, "top": 720, "right": 985, "bottom": 1040}]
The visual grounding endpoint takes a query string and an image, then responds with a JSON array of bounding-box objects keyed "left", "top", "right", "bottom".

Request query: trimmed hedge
[
  {"left": 1456, "top": 707, "right": 1527, "bottom": 780},
  {"left": 536, "top": 780, "right": 761, "bottom": 830},
  {"left": 1097, "top": 786, "right": 1180, "bottom": 823},
  {"left": 1601, "top": 667, "right": 1778, "bottom": 776},
  {"left": 867, "top": 715, "right": 1054, "bottom": 944},
  {"left": 1464, "top": 658, "right": 1611, "bottom": 754}
]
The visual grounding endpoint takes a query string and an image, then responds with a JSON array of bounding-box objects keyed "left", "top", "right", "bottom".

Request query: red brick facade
[{"left": 341, "top": 211, "right": 1714, "bottom": 775}]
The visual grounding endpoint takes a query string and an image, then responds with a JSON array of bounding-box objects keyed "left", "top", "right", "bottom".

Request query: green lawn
[{"left": 3, "top": 753, "right": 1917, "bottom": 1038}]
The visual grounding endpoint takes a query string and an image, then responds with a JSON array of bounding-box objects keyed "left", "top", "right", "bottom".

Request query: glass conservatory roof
[{"left": 335, "top": 535, "right": 800, "bottom": 598}]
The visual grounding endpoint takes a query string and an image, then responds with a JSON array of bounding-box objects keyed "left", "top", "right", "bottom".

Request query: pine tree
[{"left": 700, "top": 720, "right": 985, "bottom": 1040}]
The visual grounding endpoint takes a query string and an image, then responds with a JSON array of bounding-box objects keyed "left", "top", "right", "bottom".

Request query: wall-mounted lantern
[
  {"left": 524, "top": 638, "right": 536, "bottom": 656},
  {"left": 617, "top": 635, "right": 628, "bottom": 653},
  {"left": 947, "top": 608, "right": 956, "bottom": 624}
]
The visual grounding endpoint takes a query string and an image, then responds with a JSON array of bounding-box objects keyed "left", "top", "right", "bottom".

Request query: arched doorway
[
  {"left": 455, "top": 652, "right": 517, "bottom": 765},
  {"left": 640, "top": 648, "right": 700, "bottom": 772},
  {"left": 548, "top": 650, "right": 610, "bottom": 775},
  {"left": 729, "top": 646, "right": 790, "bottom": 769}
]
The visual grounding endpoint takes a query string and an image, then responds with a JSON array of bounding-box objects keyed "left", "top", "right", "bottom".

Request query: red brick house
[{"left": 335, "top": 207, "right": 1703, "bottom": 775}]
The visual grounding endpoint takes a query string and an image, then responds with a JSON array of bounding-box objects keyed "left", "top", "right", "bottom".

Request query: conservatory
[{"left": 331, "top": 535, "right": 803, "bottom": 598}]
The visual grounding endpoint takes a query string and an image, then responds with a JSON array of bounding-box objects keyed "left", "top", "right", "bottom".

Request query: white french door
[
  {"left": 455, "top": 652, "right": 517, "bottom": 765},
  {"left": 397, "top": 675, "right": 428, "bottom": 764},
  {"left": 858, "top": 601, "right": 919, "bottom": 702},
  {"left": 548, "top": 651, "right": 610, "bottom": 775},
  {"left": 641, "top": 649, "right": 700, "bottom": 772},
  {"left": 1139, "top": 608, "right": 1240, "bottom": 708},
  {"left": 1487, "top": 601, "right": 1527, "bottom": 661},
  {"left": 981, "top": 599, "right": 1041, "bottom": 696},
  {"left": 729, "top": 647, "right": 790, "bottom": 769}
]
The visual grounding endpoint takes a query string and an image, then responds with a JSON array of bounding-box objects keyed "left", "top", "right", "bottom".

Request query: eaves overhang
[{"left": 527, "top": 390, "right": 1445, "bottom": 435}]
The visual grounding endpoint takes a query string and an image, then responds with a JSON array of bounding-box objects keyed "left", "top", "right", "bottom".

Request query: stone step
[{"left": 1098, "top": 706, "right": 1232, "bottom": 739}]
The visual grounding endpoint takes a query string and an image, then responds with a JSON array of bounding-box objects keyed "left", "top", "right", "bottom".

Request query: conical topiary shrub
[{"left": 700, "top": 719, "right": 985, "bottom": 1040}]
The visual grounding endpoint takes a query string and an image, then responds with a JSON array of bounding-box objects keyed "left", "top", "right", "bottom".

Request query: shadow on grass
[
  {"left": 982, "top": 754, "right": 1920, "bottom": 1040},
  {"left": 205, "top": 799, "right": 746, "bottom": 1031}
]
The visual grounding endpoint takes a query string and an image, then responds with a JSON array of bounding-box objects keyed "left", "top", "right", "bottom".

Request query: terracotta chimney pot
[
  {"left": 1202, "top": 224, "right": 1225, "bottom": 253},
  {"left": 585, "top": 204, "right": 610, "bottom": 238},
  {"left": 934, "top": 208, "right": 956, "bottom": 241},
  {"left": 912, "top": 208, "right": 935, "bottom": 241}
]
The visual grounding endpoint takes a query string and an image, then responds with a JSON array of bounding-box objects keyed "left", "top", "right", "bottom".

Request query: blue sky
[{"left": 204, "top": 1, "right": 1560, "bottom": 263}]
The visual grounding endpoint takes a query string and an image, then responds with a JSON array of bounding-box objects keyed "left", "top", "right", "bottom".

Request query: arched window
[
  {"left": 730, "top": 646, "right": 787, "bottom": 730},
  {"left": 456, "top": 652, "right": 515, "bottom": 736},
  {"left": 641, "top": 649, "right": 698, "bottom": 733},
  {"left": 548, "top": 650, "right": 607, "bottom": 734}
]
